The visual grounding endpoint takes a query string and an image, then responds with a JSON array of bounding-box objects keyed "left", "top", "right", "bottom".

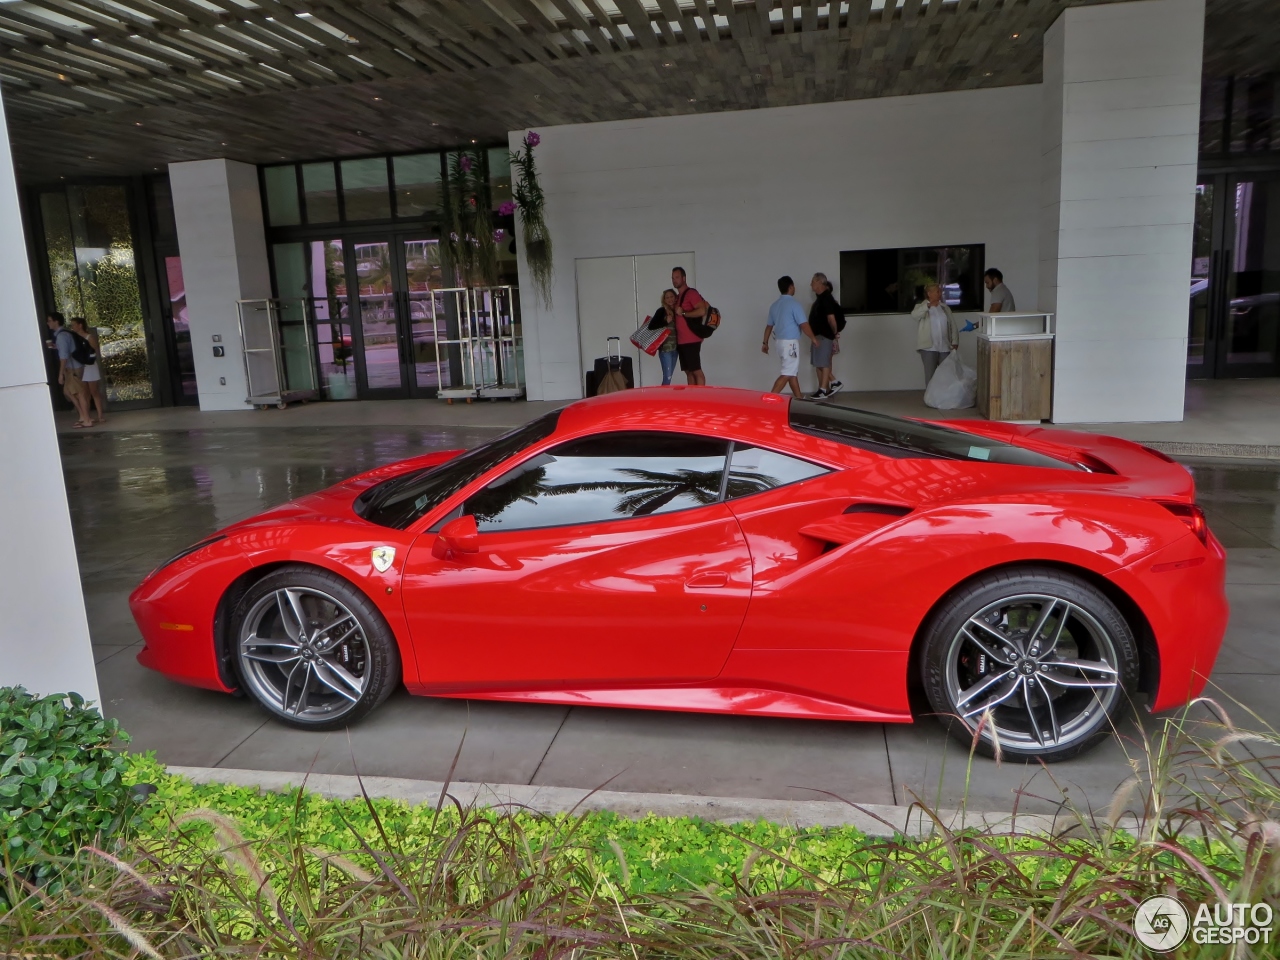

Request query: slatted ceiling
[{"left": 0, "top": 0, "right": 1264, "bottom": 180}]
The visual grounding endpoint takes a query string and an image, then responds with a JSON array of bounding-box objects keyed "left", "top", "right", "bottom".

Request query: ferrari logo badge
[{"left": 371, "top": 546, "right": 396, "bottom": 573}]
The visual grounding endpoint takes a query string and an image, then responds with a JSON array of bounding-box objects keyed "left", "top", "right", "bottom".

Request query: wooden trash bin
[{"left": 975, "top": 312, "right": 1054, "bottom": 422}]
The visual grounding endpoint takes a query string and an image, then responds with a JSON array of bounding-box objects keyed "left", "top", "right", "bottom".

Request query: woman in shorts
[{"left": 69, "top": 317, "right": 107, "bottom": 424}]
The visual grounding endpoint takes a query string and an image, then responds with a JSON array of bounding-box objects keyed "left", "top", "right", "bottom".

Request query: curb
[
  {"left": 1140, "top": 440, "right": 1280, "bottom": 461},
  {"left": 168, "top": 766, "right": 1138, "bottom": 838}
]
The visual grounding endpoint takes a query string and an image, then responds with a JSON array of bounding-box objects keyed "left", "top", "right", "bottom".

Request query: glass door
[
  {"left": 1193, "top": 172, "right": 1280, "bottom": 378},
  {"left": 1220, "top": 175, "right": 1280, "bottom": 376}
]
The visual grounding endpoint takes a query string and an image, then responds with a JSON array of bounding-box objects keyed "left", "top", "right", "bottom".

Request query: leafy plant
[
  {"left": 508, "top": 130, "right": 553, "bottom": 308},
  {"left": 0, "top": 688, "right": 137, "bottom": 884}
]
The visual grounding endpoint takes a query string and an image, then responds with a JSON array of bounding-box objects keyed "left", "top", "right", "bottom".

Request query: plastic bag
[{"left": 924, "top": 349, "right": 977, "bottom": 410}]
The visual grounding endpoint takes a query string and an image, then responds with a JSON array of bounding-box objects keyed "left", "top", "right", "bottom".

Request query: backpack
[
  {"left": 69, "top": 331, "right": 97, "bottom": 366},
  {"left": 833, "top": 300, "right": 847, "bottom": 334}
]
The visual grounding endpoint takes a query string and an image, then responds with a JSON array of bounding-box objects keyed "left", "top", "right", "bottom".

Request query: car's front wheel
[
  {"left": 920, "top": 567, "right": 1139, "bottom": 762},
  {"left": 232, "top": 566, "right": 400, "bottom": 730}
]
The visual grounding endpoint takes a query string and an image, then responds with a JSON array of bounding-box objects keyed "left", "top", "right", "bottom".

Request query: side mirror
[{"left": 432, "top": 514, "right": 480, "bottom": 560}]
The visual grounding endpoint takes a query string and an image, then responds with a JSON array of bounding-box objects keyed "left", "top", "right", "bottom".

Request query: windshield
[
  {"left": 354, "top": 410, "right": 563, "bottom": 529},
  {"left": 789, "top": 400, "right": 1082, "bottom": 470}
]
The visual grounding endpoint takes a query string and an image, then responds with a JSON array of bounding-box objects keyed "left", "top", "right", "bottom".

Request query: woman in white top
[
  {"left": 69, "top": 317, "right": 107, "bottom": 424},
  {"left": 910, "top": 283, "right": 958, "bottom": 388}
]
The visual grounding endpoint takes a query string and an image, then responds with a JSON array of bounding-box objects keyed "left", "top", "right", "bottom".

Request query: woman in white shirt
[{"left": 910, "top": 283, "right": 958, "bottom": 387}]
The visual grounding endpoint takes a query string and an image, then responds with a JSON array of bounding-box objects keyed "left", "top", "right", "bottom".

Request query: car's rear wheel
[
  {"left": 920, "top": 567, "right": 1138, "bottom": 762},
  {"left": 232, "top": 566, "right": 400, "bottom": 730}
]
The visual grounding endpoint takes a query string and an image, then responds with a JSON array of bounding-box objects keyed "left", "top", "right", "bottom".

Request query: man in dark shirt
[{"left": 807, "top": 273, "right": 843, "bottom": 397}]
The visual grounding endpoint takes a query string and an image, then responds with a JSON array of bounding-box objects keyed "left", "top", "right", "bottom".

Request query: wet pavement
[{"left": 62, "top": 423, "right": 1280, "bottom": 814}]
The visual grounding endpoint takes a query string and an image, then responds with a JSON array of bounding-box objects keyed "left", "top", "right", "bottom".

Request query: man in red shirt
[{"left": 671, "top": 266, "right": 708, "bottom": 385}]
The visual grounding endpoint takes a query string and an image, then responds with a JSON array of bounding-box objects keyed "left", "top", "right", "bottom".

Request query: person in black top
[{"left": 807, "top": 273, "right": 844, "bottom": 398}]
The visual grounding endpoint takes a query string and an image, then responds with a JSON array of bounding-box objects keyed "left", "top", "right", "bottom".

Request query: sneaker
[
  {"left": 808, "top": 388, "right": 830, "bottom": 399},
  {"left": 827, "top": 379, "right": 843, "bottom": 394}
]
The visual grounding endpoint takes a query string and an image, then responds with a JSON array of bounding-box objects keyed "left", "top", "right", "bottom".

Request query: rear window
[
  {"left": 355, "top": 411, "right": 563, "bottom": 529},
  {"left": 789, "top": 400, "right": 1083, "bottom": 471}
]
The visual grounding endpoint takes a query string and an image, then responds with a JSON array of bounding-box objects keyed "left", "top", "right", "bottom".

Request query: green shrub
[{"left": 0, "top": 688, "right": 136, "bottom": 882}]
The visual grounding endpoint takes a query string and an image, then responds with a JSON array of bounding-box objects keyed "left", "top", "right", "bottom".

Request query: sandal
[{"left": 72, "top": 421, "right": 93, "bottom": 428}]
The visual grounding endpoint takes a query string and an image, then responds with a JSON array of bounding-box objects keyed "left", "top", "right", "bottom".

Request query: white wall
[
  {"left": 0, "top": 89, "right": 100, "bottom": 703},
  {"left": 169, "top": 159, "right": 272, "bottom": 412},
  {"left": 512, "top": 85, "right": 1043, "bottom": 401},
  {"left": 1039, "top": 0, "right": 1203, "bottom": 423}
]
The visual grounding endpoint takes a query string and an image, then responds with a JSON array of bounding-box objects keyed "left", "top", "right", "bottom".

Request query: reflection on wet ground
[
  {"left": 1188, "top": 459, "right": 1280, "bottom": 548},
  {"left": 63, "top": 426, "right": 501, "bottom": 575},
  {"left": 58, "top": 428, "right": 1280, "bottom": 812}
]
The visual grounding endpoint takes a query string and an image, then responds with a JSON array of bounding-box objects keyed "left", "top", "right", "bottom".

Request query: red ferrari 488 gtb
[{"left": 131, "top": 388, "right": 1227, "bottom": 761}]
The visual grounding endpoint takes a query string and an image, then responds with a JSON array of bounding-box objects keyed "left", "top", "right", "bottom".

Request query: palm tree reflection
[{"left": 468, "top": 461, "right": 785, "bottom": 525}]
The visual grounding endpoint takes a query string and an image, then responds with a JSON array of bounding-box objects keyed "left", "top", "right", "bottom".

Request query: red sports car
[{"left": 131, "top": 388, "right": 1227, "bottom": 761}]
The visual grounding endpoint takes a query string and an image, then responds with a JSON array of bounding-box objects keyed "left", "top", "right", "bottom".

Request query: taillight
[{"left": 1157, "top": 501, "right": 1208, "bottom": 545}]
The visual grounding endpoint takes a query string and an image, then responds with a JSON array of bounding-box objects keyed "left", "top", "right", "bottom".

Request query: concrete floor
[{"left": 64, "top": 402, "right": 1280, "bottom": 814}]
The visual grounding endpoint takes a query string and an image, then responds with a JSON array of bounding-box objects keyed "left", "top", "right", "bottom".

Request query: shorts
[
  {"left": 811, "top": 336, "right": 834, "bottom": 368},
  {"left": 777, "top": 339, "right": 800, "bottom": 377},
  {"left": 677, "top": 341, "right": 702, "bottom": 372},
  {"left": 62, "top": 366, "right": 84, "bottom": 400},
  {"left": 81, "top": 362, "right": 101, "bottom": 383}
]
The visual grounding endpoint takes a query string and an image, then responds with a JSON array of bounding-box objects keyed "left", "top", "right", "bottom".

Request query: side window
[
  {"left": 465, "top": 432, "right": 729, "bottom": 532},
  {"left": 725, "top": 444, "right": 829, "bottom": 499}
]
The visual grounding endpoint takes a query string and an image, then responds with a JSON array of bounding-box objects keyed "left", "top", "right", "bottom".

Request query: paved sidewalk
[{"left": 61, "top": 379, "right": 1280, "bottom": 459}]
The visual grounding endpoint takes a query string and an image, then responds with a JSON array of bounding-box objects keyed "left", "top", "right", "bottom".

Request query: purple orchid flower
[
  {"left": 525, "top": 131, "right": 541, "bottom": 148},
  {"left": 499, "top": 200, "right": 517, "bottom": 216},
  {"left": 459, "top": 155, "right": 473, "bottom": 172}
]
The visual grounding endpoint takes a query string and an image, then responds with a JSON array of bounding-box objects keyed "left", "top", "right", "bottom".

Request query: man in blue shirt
[{"left": 762, "top": 276, "right": 820, "bottom": 396}]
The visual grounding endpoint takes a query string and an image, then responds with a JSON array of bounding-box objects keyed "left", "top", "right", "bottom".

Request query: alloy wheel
[
  {"left": 237, "top": 586, "right": 370, "bottom": 722},
  {"left": 942, "top": 593, "right": 1121, "bottom": 752}
]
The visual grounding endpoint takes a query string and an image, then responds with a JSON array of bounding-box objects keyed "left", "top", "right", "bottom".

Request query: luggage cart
[
  {"left": 236, "top": 298, "right": 319, "bottom": 409},
  {"left": 432, "top": 287, "right": 479, "bottom": 403},
  {"left": 474, "top": 285, "right": 524, "bottom": 400}
]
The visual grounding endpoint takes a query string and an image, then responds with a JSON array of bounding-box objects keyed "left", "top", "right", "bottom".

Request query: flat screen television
[{"left": 839, "top": 244, "right": 985, "bottom": 314}]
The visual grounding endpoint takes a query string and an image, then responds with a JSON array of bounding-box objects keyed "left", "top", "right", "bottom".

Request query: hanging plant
[
  {"left": 443, "top": 150, "right": 498, "bottom": 288},
  {"left": 506, "top": 131, "right": 553, "bottom": 308}
]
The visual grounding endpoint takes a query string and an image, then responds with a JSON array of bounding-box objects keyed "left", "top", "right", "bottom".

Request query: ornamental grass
[{"left": 1, "top": 698, "right": 1278, "bottom": 958}]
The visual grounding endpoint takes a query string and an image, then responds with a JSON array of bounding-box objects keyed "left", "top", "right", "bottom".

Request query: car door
[{"left": 401, "top": 431, "right": 752, "bottom": 685}]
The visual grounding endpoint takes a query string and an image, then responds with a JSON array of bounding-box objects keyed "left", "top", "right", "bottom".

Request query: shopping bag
[
  {"left": 630, "top": 319, "right": 669, "bottom": 356},
  {"left": 924, "top": 350, "right": 977, "bottom": 410}
]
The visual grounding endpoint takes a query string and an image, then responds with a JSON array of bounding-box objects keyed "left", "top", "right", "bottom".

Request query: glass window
[
  {"left": 725, "top": 445, "right": 829, "bottom": 499},
  {"left": 465, "top": 432, "right": 728, "bottom": 532},
  {"left": 790, "top": 400, "right": 1084, "bottom": 470},
  {"left": 488, "top": 147, "right": 512, "bottom": 212},
  {"left": 355, "top": 411, "right": 563, "bottom": 529},
  {"left": 393, "top": 153, "right": 442, "bottom": 218},
  {"left": 341, "top": 157, "right": 391, "bottom": 220},
  {"left": 263, "top": 165, "right": 301, "bottom": 226},
  {"left": 302, "top": 162, "right": 339, "bottom": 223},
  {"left": 42, "top": 185, "right": 153, "bottom": 403},
  {"left": 839, "top": 245, "right": 985, "bottom": 313}
]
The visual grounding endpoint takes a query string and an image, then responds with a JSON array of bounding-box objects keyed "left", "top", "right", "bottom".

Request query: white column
[
  {"left": 1039, "top": 0, "right": 1204, "bottom": 423},
  {"left": 0, "top": 88, "right": 100, "bottom": 703},
  {"left": 168, "top": 159, "right": 272, "bottom": 412}
]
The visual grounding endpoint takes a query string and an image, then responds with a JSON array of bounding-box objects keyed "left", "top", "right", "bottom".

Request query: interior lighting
[
  {"left": 1011, "top": 32, "right": 1020, "bottom": 38},
  {"left": 135, "top": 121, "right": 142, "bottom": 126}
]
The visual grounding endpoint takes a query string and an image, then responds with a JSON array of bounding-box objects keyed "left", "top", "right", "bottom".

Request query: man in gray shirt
[{"left": 984, "top": 268, "right": 1016, "bottom": 313}]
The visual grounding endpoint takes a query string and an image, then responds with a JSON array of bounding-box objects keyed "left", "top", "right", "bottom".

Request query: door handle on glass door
[{"left": 685, "top": 571, "right": 729, "bottom": 589}]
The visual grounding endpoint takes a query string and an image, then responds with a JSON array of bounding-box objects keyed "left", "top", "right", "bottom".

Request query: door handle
[{"left": 685, "top": 571, "right": 729, "bottom": 589}]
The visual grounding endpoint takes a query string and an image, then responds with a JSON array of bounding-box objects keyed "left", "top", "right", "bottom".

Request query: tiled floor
[{"left": 66, "top": 422, "right": 1280, "bottom": 813}]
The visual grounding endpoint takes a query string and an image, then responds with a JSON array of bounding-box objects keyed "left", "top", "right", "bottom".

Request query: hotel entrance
[{"left": 271, "top": 232, "right": 477, "bottom": 401}]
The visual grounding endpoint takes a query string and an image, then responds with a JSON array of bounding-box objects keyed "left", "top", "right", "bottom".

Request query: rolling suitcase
[{"left": 585, "top": 336, "right": 634, "bottom": 396}]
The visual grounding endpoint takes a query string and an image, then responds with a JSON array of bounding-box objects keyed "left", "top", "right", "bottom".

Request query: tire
[
  {"left": 231, "top": 565, "right": 401, "bottom": 730},
  {"left": 920, "top": 567, "right": 1138, "bottom": 762}
]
